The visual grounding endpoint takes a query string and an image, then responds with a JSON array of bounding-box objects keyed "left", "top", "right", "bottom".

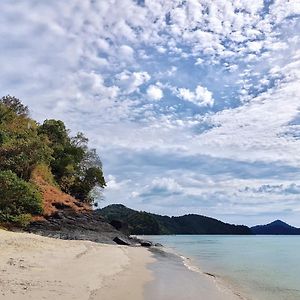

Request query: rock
[
  {"left": 113, "top": 236, "right": 131, "bottom": 246},
  {"left": 154, "top": 243, "right": 163, "bottom": 247},
  {"left": 140, "top": 240, "right": 153, "bottom": 247},
  {"left": 26, "top": 209, "right": 132, "bottom": 245}
]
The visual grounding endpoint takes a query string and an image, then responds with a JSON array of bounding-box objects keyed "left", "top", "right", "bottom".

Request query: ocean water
[{"left": 144, "top": 235, "right": 300, "bottom": 300}]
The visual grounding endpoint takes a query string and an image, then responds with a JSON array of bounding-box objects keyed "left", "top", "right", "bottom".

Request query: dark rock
[
  {"left": 26, "top": 209, "right": 133, "bottom": 245},
  {"left": 52, "top": 203, "right": 70, "bottom": 210},
  {"left": 113, "top": 236, "right": 131, "bottom": 246},
  {"left": 140, "top": 240, "right": 153, "bottom": 247},
  {"left": 154, "top": 243, "right": 163, "bottom": 247}
]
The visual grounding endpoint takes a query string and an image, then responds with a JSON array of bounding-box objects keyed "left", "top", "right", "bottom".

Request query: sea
[{"left": 144, "top": 235, "right": 300, "bottom": 300}]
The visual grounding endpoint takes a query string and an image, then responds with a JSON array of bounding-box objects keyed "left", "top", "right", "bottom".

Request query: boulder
[
  {"left": 113, "top": 236, "right": 131, "bottom": 246},
  {"left": 140, "top": 240, "right": 153, "bottom": 247}
]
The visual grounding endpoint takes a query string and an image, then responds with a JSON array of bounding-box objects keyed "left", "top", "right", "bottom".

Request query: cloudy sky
[{"left": 1, "top": 0, "right": 300, "bottom": 226}]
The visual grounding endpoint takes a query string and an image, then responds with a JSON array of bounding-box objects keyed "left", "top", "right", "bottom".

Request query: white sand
[{"left": 0, "top": 230, "right": 154, "bottom": 300}]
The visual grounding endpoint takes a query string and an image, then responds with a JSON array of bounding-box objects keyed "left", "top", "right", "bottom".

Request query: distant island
[
  {"left": 251, "top": 220, "right": 300, "bottom": 235},
  {"left": 99, "top": 204, "right": 300, "bottom": 236}
]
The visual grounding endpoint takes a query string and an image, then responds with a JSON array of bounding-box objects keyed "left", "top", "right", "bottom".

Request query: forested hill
[
  {"left": 251, "top": 220, "right": 300, "bottom": 235},
  {"left": 0, "top": 95, "right": 106, "bottom": 227},
  {"left": 99, "top": 204, "right": 252, "bottom": 235}
]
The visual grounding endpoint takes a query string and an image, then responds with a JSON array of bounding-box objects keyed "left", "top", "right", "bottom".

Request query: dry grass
[{"left": 31, "top": 165, "right": 91, "bottom": 217}]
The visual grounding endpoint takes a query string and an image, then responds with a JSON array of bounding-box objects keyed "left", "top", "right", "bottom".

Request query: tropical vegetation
[{"left": 0, "top": 95, "right": 105, "bottom": 226}]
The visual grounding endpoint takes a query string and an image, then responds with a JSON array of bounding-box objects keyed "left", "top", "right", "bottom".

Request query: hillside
[
  {"left": 99, "top": 204, "right": 251, "bottom": 235},
  {"left": 0, "top": 95, "right": 105, "bottom": 227},
  {"left": 251, "top": 220, "right": 300, "bottom": 235},
  {"left": 30, "top": 165, "right": 91, "bottom": 218}
]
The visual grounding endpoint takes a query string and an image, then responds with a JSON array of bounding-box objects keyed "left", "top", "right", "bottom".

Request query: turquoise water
[{"left": 145, "top": 235, "right": 300, "bottom": 300}]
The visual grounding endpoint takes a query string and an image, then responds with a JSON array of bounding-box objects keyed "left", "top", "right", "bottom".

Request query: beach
[
  {"left": 0, "top": 230, "right": 153, "bottom": 300},
  {"left": 0, "top": 230, "right": 242, "bottom": 300}
]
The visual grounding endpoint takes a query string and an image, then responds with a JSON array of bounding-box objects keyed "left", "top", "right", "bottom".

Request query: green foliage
[
  {"left": 0, "top": 95, "right": 106, "bottom": 227},
  {"left": 0, "top": 95, "right": 29, "bottom": 129},
  {"left": 12, "top": 214, "right": 32, "bottom": 228},
  {"left": 38, "top": 120, "right": 106, "bottom": 204},
  {"left": 0, "top": 96, "right": 53, "bottom": 179},
  {"left": 0, "top": 134, "right": 53, "bottom": 180},
  {"left": 100, "top": 204, "right": 161, "bottom": 235},
  {"left": 127, "top": 212, "right": 160, "bottom": 235},
  {"left": 0, "top": 95, "right": 29, "bottom": 117},
  {"left": 0, "top": 171, "right": 42, "bottom": 225}
]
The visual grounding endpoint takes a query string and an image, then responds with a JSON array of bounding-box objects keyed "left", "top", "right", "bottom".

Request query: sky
[{"left": 1, "top": 0, "right": 300, "bottom": 226}]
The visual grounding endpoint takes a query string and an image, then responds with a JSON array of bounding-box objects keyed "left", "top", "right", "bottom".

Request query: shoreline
[
  {"left": 173, "top": 248, "right": 248, "bottom": 300},
  {"left": 146, "top": 246, "right": 244, "bottom": 300},
  {"left": 0, "top": 230, "right": 246, "bottom": 300}
]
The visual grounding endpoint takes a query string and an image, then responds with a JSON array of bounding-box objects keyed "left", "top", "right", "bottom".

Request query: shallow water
[
  {"left": 144, "top": 235, "right": 300, "bottom": 300},
  {"left": 145, "top": 248, "right": 240, "bottom": 300}
]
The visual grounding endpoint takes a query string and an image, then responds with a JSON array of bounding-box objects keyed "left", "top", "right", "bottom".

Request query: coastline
[
  {"left": 0, "top": 230, "right": 245, "bottom": 300},
  {"left": 146, "top": 246, "right": 244, "bottom": 300}
]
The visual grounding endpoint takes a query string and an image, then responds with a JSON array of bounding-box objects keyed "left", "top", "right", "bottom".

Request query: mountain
[
  {"left": 99, "top": 204, "right": 251, "bottom": 235},
  {"left": 251, "top": 220, "right": 300, "bottom": 235}
]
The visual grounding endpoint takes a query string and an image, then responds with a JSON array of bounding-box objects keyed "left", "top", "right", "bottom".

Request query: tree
[
  {"left": 38, "top": 119, "right": 69, "bottom": 147},
  {"left": 38, "top": 119, "right": 106, "bottom": 204},
  {"left": 0, "top": 95, "right": 29, "bottom": 117},
  {"left": 0, "top": 135, "right": 53, "bottom": 179},
  {"left": 0, "top": 102, "right": 53, "bottom": 179}
]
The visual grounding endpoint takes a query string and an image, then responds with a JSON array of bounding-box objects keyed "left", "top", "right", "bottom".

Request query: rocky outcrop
[{"left": 26, "top": 209, "right": 134, "bottom": 245}]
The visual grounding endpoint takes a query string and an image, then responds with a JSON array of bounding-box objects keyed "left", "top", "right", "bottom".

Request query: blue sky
[{"left": 1, "top": 0, "right": 300, "bottom": 226}]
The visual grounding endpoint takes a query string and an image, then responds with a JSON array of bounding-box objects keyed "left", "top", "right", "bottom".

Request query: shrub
[{"left": 0, "top": 171, "right": 42, "bottom": 225}]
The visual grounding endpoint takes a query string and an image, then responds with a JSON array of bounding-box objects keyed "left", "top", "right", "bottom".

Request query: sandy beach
[
  {"left": 0, "top": 230, "right": 154, "bottom": 300},
  {"left": 0, "top": 230, "right": 243, "bottom": 300}
]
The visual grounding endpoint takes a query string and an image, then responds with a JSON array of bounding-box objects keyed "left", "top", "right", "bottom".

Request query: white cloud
[
  {"left": 178, "top": 85, "right": 214, "bottom": 106},
  {"left": 197, "top": 76, "right": 300, "bottom": 166},
  {"left": 118, "top": 45, "right": 135, "bottom": 61},
  {"left": 247, "top": 41, "right": 263, "bottom": 53},
  {"left": 195, "top": 58, "right": 204, "bottom": 65},
  {"left": 116, "top": 70, "right": 150, "bottom": 94},
  {"left": 147, "top": 85, "right": 163, "bottom": 100}
]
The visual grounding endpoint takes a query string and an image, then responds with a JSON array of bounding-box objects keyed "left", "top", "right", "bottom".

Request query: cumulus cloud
[
  {"left": 178, "top": 85, "right": 214, "bottom": 106},
  {"left": 118, "top": 45, "right": 135, "bottom": 61},
  {"left": 146, "top": 85, "right": 163, "bottom": 100},
  {"left": 116, "top": 70, "right": 150, "bottom": 94}
]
